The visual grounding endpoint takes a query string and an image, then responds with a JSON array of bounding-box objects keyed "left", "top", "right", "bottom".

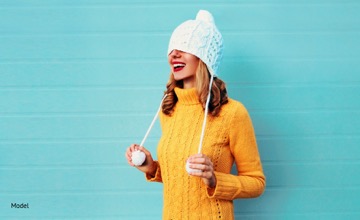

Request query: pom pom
[
  {"left": 196, "top": 10, "right": 214, "bottom": 24},
  {"left": 185, "top": 161, "right": 202, "bottom": 174},
  {"left": 131, "top": 150, "right": 146, "bottom": 166}
]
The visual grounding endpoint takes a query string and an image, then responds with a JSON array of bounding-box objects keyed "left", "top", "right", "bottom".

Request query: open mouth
[{"left": 173, "top": 62, "right": 186, "bottom": 72}]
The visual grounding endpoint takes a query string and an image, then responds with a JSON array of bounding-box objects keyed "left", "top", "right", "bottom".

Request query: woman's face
[{"left": 168, "top": 50, "right": 200, "bottom": 88}]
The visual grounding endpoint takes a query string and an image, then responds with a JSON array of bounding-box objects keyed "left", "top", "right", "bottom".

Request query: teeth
[{"left": 173, "top": 63, "right": 185, "bottom": 68}]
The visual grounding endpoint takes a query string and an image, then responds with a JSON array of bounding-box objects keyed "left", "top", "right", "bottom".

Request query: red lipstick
[{"left": 172, "top": 61, "right": 186, "bottom": 72}]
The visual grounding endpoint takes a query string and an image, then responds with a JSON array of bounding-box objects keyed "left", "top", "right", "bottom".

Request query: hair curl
[{"left": 162, "top": 60, "right": 228, "bottom": 116}]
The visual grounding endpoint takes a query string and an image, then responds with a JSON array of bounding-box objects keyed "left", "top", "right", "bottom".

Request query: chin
[
  {"left": 173, "top": 73, "right": 184, "bottom": 81},
  {"left": 173, "top": 72, "right": 195, "bottom": 86}
]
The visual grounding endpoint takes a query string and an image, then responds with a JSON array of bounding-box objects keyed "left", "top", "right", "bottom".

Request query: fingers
[
  {"left": 186, "top": 154, "right": 217, "bottom": 187},
  {"left": 125, "top": 144, "right": 154, "bottom": 170},
  {"left": 187, "top": 154, "right": 214, "bottom": 174},
  {"left": 187, "top": 163, "right": 213, "bottom": 174},
  {"left": 125, "top": 144, "right": 145, "bottom": 166},
  {"left": 126, "top": 144, "right": 143, "bottom": 155},
  {"left": 138, "top": 146, "right": 151, "bottom": 157},
  {"left": 187, "top": 154, "right": 212, "bottom": 167}
]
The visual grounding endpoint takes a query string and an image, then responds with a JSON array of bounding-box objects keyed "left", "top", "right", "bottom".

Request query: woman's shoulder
[
  {"left": 219, "top": 98, "right": 254, "bottom": 128},
  {"left": 222, "top": 98, "right": 249, "bottom": 115}
]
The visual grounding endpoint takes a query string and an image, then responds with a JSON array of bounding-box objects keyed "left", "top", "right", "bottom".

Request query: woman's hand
[
  {"left": 125, "top": 144, "right": 157, "bottom": 176},
  {"left": 187, "top": 153, "right": 217, "bottom": 188}
]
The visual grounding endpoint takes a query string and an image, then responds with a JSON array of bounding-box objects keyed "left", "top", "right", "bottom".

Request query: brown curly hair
[{"left": 162, "top": 60, "right": 228, "bottom": 116}]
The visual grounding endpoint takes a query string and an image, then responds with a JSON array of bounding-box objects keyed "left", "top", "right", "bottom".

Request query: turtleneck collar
[{"left": 174, "top": 87, "right": 200, "bottom": 105}]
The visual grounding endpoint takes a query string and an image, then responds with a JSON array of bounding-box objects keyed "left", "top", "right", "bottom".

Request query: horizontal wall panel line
[
  {"left": 0, "top": 134, "right": 359, "bottom": 144},
  {"left": 2, "top": 187, "right": 354, "bottom": 194},
  {"left": 1, "top": 159, "right": 359, "bottom": 169},
  {"left": 1, "top": 82, "right": 360, "bottom": 88},
  {"left": 262, "top": 160, "right": 360, "bottom": 165},
  {"left": 1, "top": 58, "right": 360, "bottom": 64},
  {"left": 228, "top": 83, "right": 360, "bottom": 87},
  {"left": 0, "top": 111, "right": 360, "bottom": 118},
  {"left": 236, "top": 211, "right": 360, "bottom": 215},
  {"left": 0, "top": 164, "right": 123, "bottom": 170},
  {"left": 0, "top": 216, "right": 160, "bottom": 220},
  {"left": 1, "top": 109, "right": 359, "bottom": 116},
  {"left": 0, "top": 139, "right": 150, "bottom": 144},
  {"left": 0, "top": 187, "right": 359, "bottom": 196},
  {"left": 0, "top": 31, "right": 169, "bottom": 37},
  {"left": 226, "top": 31, "right": 360, "bottom": 35},
  {"left": 1, "top": 109, "right": 360, "bottom": 118},
  {"left": 251, "top": 109, "right": 360, "bottom": 113},
  {"left": 0, "top": 134, "right": 358, "bottom": 142},
  {"left": 1, "top": 2, "right": 360, "bottom": 8},
  {"left": 265, "top": 186, "right": 360, "bottom": 191},
  {"left": 0, "top": 85, "right": 164, "bottom": 90},
  {"left": 0, "top": 137, "right": 152, "bottom": 143},
  {"left": 0, "top": 58, "right": 165, "bottom": 64},
  {"left": 0, "top": 161, "right": 359, "bottom": 169},
  {"left": 1, "top": 30, "right": 360, "bottom": 36},
  {"left": 1, "top": 57, "right": 360, "bottom": 64},
  {"left": 0, "top": 190, "right": 162, "bottom": 196},
  {"left": 258, "top": 133, "right": 360, "bottom": 140},
  {"left": 238, "top": 211, "right": 360, "bottom": 214},
  {"left": 250, "top": 108, "right": 360, "bottom": 112},
  {"left": 257, "top": 134, "right": 360, "bottom": 138},
  {"left": 0, "top": 112, "right": 156, "bottom": 117}
]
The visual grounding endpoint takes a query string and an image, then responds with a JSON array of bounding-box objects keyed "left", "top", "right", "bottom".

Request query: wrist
[
  {"left": 147, "top": 161, "right": 158, "bottom": 176},
  {"left": 208, "top": 173, "right": 217, "bottom": 188}
]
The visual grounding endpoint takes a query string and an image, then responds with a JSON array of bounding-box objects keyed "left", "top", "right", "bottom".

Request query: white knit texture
[
  {"left": 131, "top": 150, "right": 146, "bottom": 166},
  {"left": 168, "top": 10, "right": 223, "bottom": 76}
]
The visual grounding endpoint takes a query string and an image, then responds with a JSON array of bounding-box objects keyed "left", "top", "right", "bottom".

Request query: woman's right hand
[{"left": 125, "top": 144, "right": 157, "bottom": 176}]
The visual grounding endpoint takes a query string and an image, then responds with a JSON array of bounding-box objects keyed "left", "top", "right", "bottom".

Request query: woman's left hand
[{"left": 187, "top": 153, "right": 217, "bottom": 188}]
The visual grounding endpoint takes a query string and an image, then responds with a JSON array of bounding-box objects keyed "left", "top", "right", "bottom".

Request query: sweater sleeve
[
  {"left": 207, "top": 103, "right": 266, "bottom": 200},
  {"left": 145, "top": 110, "right": 165, "bottom": 183},
  {"left": 145, "top": 161, "right": 163, "bottom": 182}
]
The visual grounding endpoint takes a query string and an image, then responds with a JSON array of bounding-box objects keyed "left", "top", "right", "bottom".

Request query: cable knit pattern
[{"left": 146, "top": 87, "right": 265, "bottom": 219}]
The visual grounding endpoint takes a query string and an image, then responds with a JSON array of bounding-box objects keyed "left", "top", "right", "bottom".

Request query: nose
[{"left": 169, "top": 49, "right": 181, "bottom": 58}]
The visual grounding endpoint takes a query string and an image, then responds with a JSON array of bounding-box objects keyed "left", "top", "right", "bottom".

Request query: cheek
[
  {"left": 190, "top": 64, "right": 198, "bottom": 73},
  {"left": 190, "top": 60, "right": 199, "bottom": 72}
]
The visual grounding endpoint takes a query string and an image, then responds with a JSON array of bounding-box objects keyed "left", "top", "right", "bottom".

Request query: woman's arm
[{"left": 207, "top": 103, "right": 266, "bottom": 200}]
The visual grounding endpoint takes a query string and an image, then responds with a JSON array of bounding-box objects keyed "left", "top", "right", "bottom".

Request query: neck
[{"left": 182, "top": 76, "right": 196, "bottom": 89}]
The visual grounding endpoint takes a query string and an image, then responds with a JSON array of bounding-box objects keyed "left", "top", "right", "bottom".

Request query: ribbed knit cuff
[
  {"left": 206, "top": 171, "right": 240, "bottom": 200},
  {"left": 145, "top": 161, "right": 162, "bottom": 182}
]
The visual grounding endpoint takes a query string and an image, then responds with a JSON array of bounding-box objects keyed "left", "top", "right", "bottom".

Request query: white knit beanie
[{"left": 167, "top": 10, "right": 223, "bottom": 76}]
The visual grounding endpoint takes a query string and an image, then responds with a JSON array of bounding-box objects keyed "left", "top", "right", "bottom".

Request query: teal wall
[{"left": 1, "top": 0, "right": 359, "bottom": 219}]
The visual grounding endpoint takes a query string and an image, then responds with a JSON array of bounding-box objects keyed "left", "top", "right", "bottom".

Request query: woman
[{"left": 125, "top": 10, "right": 265, "bottom": 219}]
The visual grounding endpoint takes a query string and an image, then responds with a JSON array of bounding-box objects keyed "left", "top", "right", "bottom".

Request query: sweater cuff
[
  {"left": 206, "top": 171, "right": 240, "bottom": 200},
  {"left": 145, "top": 161, "right": 162, "bottom": 182}
]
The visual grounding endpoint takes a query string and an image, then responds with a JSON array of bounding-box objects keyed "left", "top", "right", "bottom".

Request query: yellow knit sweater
[{"left": 146, "top": 87, "right": 265, "bottom": 219}]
